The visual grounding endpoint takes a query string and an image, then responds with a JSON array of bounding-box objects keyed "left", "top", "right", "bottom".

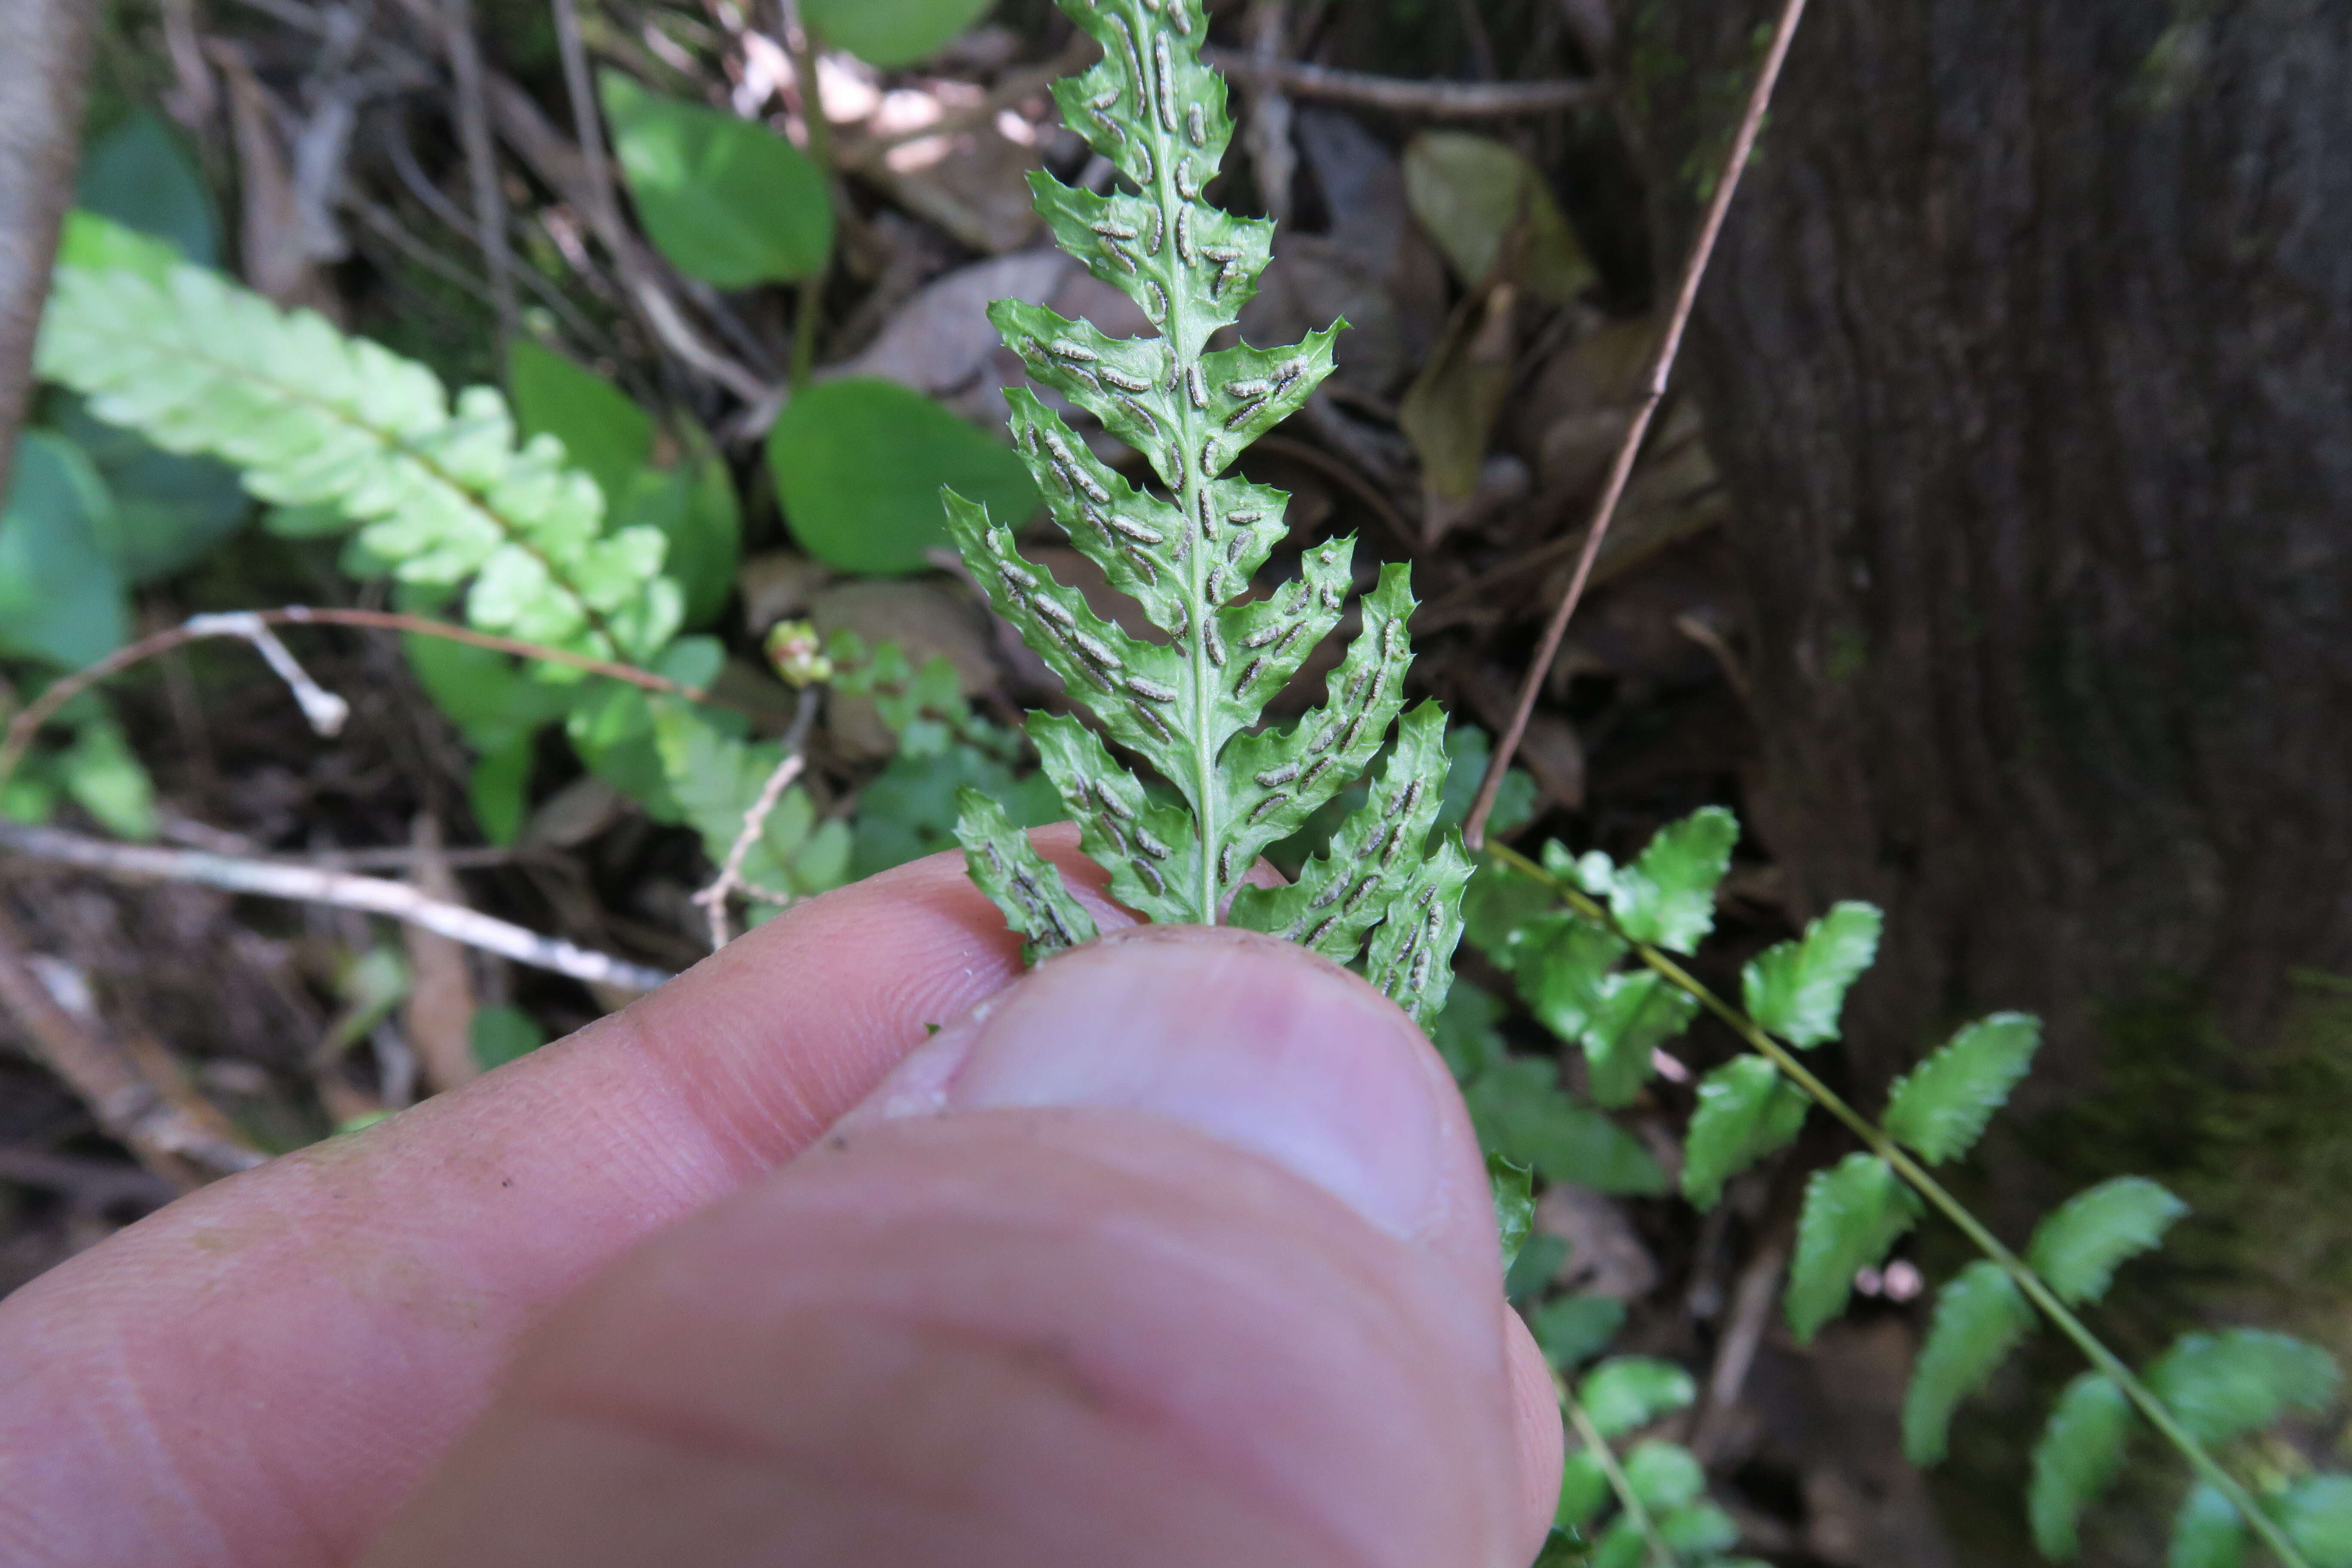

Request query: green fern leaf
[
  {"left": 1785, "top": 1152, "right": 1923, "bottom": 1341},
  {"left": 1741, "top": 900, "right": 1883, "bottom": 1047},
  {"left": 1519, "top": 910, "right": 1700, "bottom": 1108},
  {"left": 37, "top": 214, "right": 680, "bottom": 662},
  {"left": 948, "top": 0, "right": 1466, "bottom": 1023},
  {"left": 2026, "top": 1176, "right": 2189, "bottom": 1306},
  {"left": 2282, "top": 1474, "right": 2352, "bottom": 1568},
  {"left": 1489, "top": 1152, "right": 1535, "bottom": 1274},
  {"left": 1681, "top": 1056, "right": 1810, "bottom": 1210},
  {"left": 1605, "top": 805, "right": 1738, "bottom": 953},
  {"left": 1577, "top": 1356, "right": 1697, "bottom": 1439},
  {"left": 956, "top": 790, "right": 1099, "bottom": 964},
  {"left": 1883, "top": 1012, "right": 2040, "bottom": 1164},
  {"left": 1901, "top": 1259, "right": 2034, "bottom": 1465},
  {"left": 1557, "top": 1449, "right": 1611, "bottom": 1532},
  {"left": 2146, "top": 1328, "right": 2340, "bottom": 1446},
  {"left": 1622, "top": 1439, "right": 1706, "bottom": 1511},
  {"left": 2167, "top": 1484, "right": 2247, "bottom": 1568},
  {"left": 2030, "top": 1373, "right": 2135, "bottom": 1561},
  {"left": 1656, "top": 1501, "right": 1740, "bottom": 1556}
]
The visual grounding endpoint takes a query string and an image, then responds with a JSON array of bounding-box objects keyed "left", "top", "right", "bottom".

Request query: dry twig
[
  {"left": 1463, "top": 0, "right": 1810, "bottom": 848},
  {"left": 440, "top": 0, "right": 517, "bottom": 343},
  {"left": 0, "top": 824, "right": 674, "bottom": 992},
  {"left": 689, "top": 694, "right": 818, "bottom": 950},
  {"left": 1200, "top": 51, "right": 1602, "bottom": 118}
]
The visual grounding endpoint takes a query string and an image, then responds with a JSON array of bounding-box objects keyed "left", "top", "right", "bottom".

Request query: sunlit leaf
[
  {"left": 601, "top": 71, "right": 832, "bottom": 286},
  {"left": 1577, "top": 1356, "right": 1696, "bottom": 1439},
  {"left": 1742, "top": 901, "right": 1882, "bottom": 1047}
]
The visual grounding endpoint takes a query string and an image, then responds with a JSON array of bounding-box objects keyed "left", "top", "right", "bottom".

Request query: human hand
[{"left": 0, "top": 828, "right": 1562, "bottom": 1567}]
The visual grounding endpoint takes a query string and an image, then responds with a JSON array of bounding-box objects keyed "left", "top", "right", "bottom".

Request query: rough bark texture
[
  {"left": 1627, "top": 0, "right": 2352, "bottom": 1099},
  {"left": 0, "top": 0, "right": 98, "bottom": 501}
]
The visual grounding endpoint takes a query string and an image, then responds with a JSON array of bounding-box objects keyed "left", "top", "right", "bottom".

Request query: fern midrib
[{"left": 71, "top": 290, "right": 625, "bottom": 655}]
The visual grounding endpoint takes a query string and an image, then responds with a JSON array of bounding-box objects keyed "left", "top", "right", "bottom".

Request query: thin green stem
[
  {"left": 1564, "top": 1398, "right": 1682, "bottom": 1568},
  {"left": 1483, "top": 840, "right": 2312, "bottom": 1568}
]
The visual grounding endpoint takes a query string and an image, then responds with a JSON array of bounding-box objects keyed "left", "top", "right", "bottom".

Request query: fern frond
[
  {"left": 2030, "top": 1372, "right": 2135, "bottom": 1560},
  {"left": 37, "top": 215, "right": 681, "bottom": 662},
  {"left": 2147, "top": 1329, "right": 2340, "bottom": 1447},
  {"left": 1884, "top": 1012, "right": 2040, "bottom": 1164},
  {"left": 1902, "top": 1259, "right": 2034, "bottom": 1465},
  {"left": 1681, "top": 1055, "right": 1809, "bottom": 1209},
  {"left": 951, "top": 0, "right": 1465, "bottom": 1023},
  {"left": 1740, "top": 900, "right": 1882, "bottom": 1047},
  {"left": 1785, "top": 1151, "right": 1922, "bottom": 1340},
  {"left": 2027, "top": 1176, "right": 2189, "bottom": 1306}
]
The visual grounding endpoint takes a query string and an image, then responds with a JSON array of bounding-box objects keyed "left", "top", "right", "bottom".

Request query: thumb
[{"left": 360, "top": 925, "right": 1561, "bottom": 1568}]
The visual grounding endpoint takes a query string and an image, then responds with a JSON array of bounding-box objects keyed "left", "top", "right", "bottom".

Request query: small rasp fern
[{"left": 949, "top": 0, "right": 1469, "bottom": 1026}]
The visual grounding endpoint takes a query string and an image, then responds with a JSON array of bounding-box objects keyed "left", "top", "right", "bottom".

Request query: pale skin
[{"left": 0, "top": 827, "right": 1563, "bottom": 1567}]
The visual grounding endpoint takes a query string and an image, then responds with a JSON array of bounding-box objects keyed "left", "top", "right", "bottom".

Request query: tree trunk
[
  {"left": 1626, "top": 0, "right": 2352, "bottom": 1096},
  {"left": 0, "top": 0, "right": 97, "bottom": 500}
]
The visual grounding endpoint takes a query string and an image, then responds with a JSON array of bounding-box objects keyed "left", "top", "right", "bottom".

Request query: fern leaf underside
[{"left": 950, "top": 0, "right": 1464, "bottom": 1026}]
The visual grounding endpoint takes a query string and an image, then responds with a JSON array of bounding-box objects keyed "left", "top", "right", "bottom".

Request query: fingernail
[{"left": 846, "top": 925, "right": 1471, "bottom": 1245}]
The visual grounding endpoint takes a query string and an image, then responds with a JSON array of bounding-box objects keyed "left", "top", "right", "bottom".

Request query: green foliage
[
  {"left": 1902, "top": 1259, "right": 2033, "bottom": 1465},
  {"left": 1463, "top": 1053, "right": 1667, "bottom": 1195},
  {"left": 803, "top": 0, "right": 993, "bottom": 66},
  {"left": 1883, "top": 1011, "right": 2040, "bottom": 1164},
  {"left": 2283, "top": 1476, "right": 2352, "bottom": 1568},
  {"left": 1681, "top": 1055, "right": 1808, "bottom": 1209},
  {"left": 1578, "top": 1356, "right": 1695, "bottom": 1440},
  {"left": 2146, "top": 1329, "right": 2339, "bottom": 1447},
  {"left": 956, "top": 791, "right": 1099, "bottom": 964},
  {"left": 37, "top": 214, "right": 683, "bottom": 662},
  {"left": 654, "top": 698, "right": 851, "bottom": 905},
  {"left": 2030, "top": 1373, "right": 2135, "bottom": 1560},
  {"left": 599, "top": 71, "right": 831, "bottom": 287},
  {"left": 470, "top": 1005, "right": 548, "bottom": 1071},
  {"left": 1785, "top": 1152, "right": 1922, "bottom": 1340},
  {"left": 948, "top": 0, "right": 1469, "bottom": 1029},
  {"left": 1593, "top": 804, "right": 1737, "bottom": 954},
  {"left": 1740, "top": 899, "right": 1881, "bottom": 1047},
  {"left": 769, "top": 377, "right": 1038, "bottom": 575},
  {"left": 2027, "top": 1176, "right": 2189, "bottom": 1307},
  {"left": 57, "top": 712, "right": 159, "bottom": 839},
  {"left": 1531, "top": 1294, "right": 1626, "bottom": 1371},
  {"left": 2169, "top": 1485, "right": 2246, "bottom": 1568},
  {"left": 1490, "top": 1152, "right": 1535, "bottom": 1274},
  {"left": 1400, "top": 131, "right": 1596, "bottom": 303},
  {"left": 76, "top": 108, "right": 219, "bottom": 267},
  {"left": 1520, "top": 911, "right": 1699, "bottom": 1108},
  {"left": 0, "top": 430, "right": 122, "bottom": 666},
  {"left": 507, "top": 338, "right": 654, "bottom": 506},
  {"left": 53, "top": 394, "right": 248, "bottom": 584}
]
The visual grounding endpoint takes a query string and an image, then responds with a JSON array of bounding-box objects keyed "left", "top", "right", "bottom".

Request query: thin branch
[
  {"left": 1463, "top": 0, "right": 1809, "bottom": 850},
  {"left": 1485, "top": 840, "right": 2318, "bottom": 1568},
  {"left": 0, "top": 0, "right": 97, "bottom": 500},
  {"left": 440, "top": 0, "right": 518, "bottom": 344},
  {"left": 689, "top": 693, "right": 817, "bottom": 949},
  {"left": 548, "top": 0, "right": 620, "bottom": 246},
  {"left": 1201, "top": 51, "right": 1602, "bottom": 118},
  {"left": 2, "top": 824, "right": 674, "bottom": 993},
  {"left": 0, "top": 911, "right": 266, "bottom": 1186},
  {"left": 782, "top": 6, "right": 832, "bottom": 389},
  {"left": 0, "top": 605, "right": 708, "bottom": 790},
  {"left": 1564, "top": 1397, "right": 1684, "bottom": 1568}
]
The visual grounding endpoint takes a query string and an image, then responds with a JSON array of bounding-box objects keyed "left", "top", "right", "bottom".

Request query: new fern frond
[
  {"left": 949, "top": 0, "right": 1467, "bottom": 1026},
  {"left": 35, "top": 214, "right": 682, "bottom": 664}
]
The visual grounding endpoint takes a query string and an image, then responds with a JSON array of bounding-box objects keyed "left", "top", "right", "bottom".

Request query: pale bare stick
[
  {"left": 0, "top": 824, "right": 673, "bottom": 992},
  {"left": 1462, "top": 0, "right": 1810, "bottom": 850},
  {"left": 0, "top": 605, "right": 708, "bottom": 790},
  {"left": 690, "top": 695, "right": 819, "bottom": 950},
  {"left": 1201, "top": 51, "right": 1602, "bottom": 118}
]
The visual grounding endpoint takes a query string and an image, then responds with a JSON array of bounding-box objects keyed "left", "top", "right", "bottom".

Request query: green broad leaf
[
  {"left": 2282, "top": 1474, "right": 2352, "bottom": 1568},
  {"left": 2026, "top": 1176, "right": 2189, "bottom": 1307},
  {"left": 1461, "top": 859, "right": 1555, "bottom": 970},
  {"left": 1489, "top": 1152, "right": 1535, "bottom": 1274},
  {"left": 612, "top": 459, "right": 741, "bottom": 630},
  {"left": 401, "top": 626, "right": 578, "bottom": 750},
  {"left": 469, "top": 735, "right": 534, "bottom": 846},
  {"left": 1530, "top": 1294, "right": 1626, "bottom": 1372},
  {"left": 1901, "top": 1259, "right": 2034, "bottom": 1466},
  {"left": 1681, "top": 1056, "right": 1810, "bottom": 1210},
  {"left": 507, "top": 338, "right": 654, "bottom": 507},
  {"left": 2167, "top": 1485, "right": 2246, "bottom": 1568},
  {"left": 54, "top": 207, "right": 181, "bottom": 282},
  {"left": 1608, "top": 805, "right": 1738, "bottom": 953},
  {"left": 802, "top": 0, "right": 991, "bottom": 67},
  {"left": 1436, "top": 725, "right": 1537, "bottom": 839},
  {"left": 956, "top": 789, "right": 1097, "bottom": 964},
  {"left": 1558, "top": 1451, "right": 1611, "bottom": 1532},
  {"left": 0, "top": 429, "right": 124, "bottom": 667},
  {"left": 2146, "top": 1329, "right": 2340, "bottom": 1446},
  {"left": 1741, "top": 901, "right": 1883, "bottom": 1047},
  {"left": 1883, "top": 1011, "right": 2040, "bottom": 1164},
  {"left": 52, "top": 394, "right": 248, "bottom": 584},
  {"left": 1592, "top": 1520, "right": 1645, "bottom": 1568},
  {"left": 2030, "top": 1373, "right": 2135, "bottom": 1560},
  {"left": 769, "top": 377, "right": 1036, "bottom": 574},
  {"left": 1785, "top": 1152, "right": 1923, "bottom": 1341},
  {"left": 850, "top": 741, "right": 1057, "bottom": 879},
  {"left": 470, "top": 1004, "right": 548, "bottom": 1071},
  {"left": 1534, "top": 1525, "right": 1591, "bottom": 1567},
  {"left": 1433, "top": 981, "right": 1508, "bottom": 1082},
  {"left": 600, "top": 71, "right": 831, "bottom": 287},
  {"left": 1506, "top": 1234, "right": 1569, "bottom": 1303},
  {"left": 1401, "top": 131, "right": 1596, "bottom": 304},
  {"left": 1463, "top": 1055, "right": 1667, "bottom": 1195},
  {"left": 1621, "top": 1439, "right": 1705, "bottom": 1512},
  {"left": 57, "top": 716, "right": 156, "bottom": 839},
  {"left": 1656, "top": 1500, "right": 1739, "bottom": 1555},
  {"left": 1577, "top": 1356, "right": 1696, "bottom": 1440},
  {"left": 77, "top": 109, "right": 219, "bottom": 267}
]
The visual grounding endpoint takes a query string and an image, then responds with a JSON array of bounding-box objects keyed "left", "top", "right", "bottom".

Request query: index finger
[{"left": 0, "top": 829, "right": 1124, "bottom": 1568}]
